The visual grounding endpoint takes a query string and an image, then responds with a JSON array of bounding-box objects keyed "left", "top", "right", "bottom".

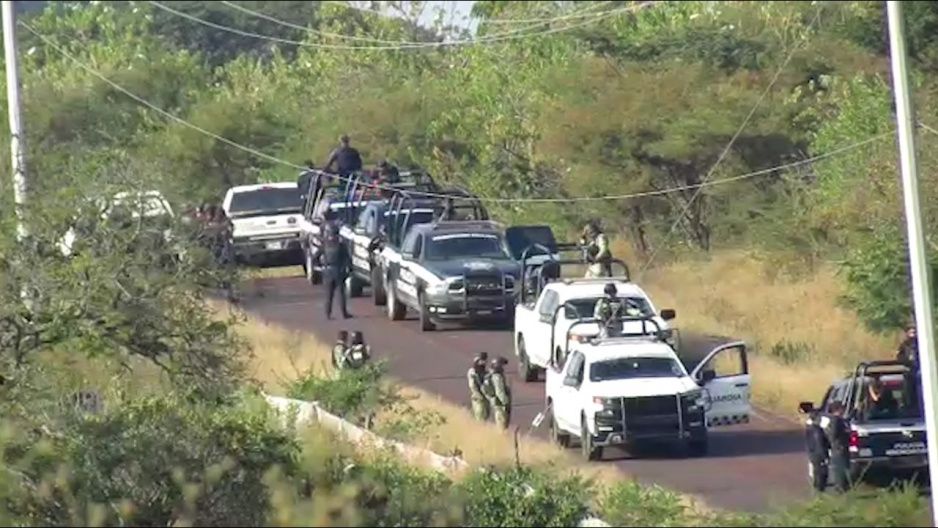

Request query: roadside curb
[{"left": 262, "top": 393, "right": 609, "bottom": 527}]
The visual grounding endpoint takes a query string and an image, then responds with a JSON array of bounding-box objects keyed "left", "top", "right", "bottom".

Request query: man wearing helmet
[
  {"left": 467, "top": 352, "right": 490, "bottom": 421},
  {"left": 593, "top": 282, "right": 639, "bottom": 338},
  {"left": 324, "top": 134, "right": 363, "bottom": 178},
  {"left": 579, "top": 220, "right": 613, "bottom": 278},
  {"left": 484, "top": 357, "right": 512, "bottom": 429}
]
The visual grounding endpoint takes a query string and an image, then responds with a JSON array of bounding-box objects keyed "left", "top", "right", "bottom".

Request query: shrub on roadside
[
  {"left": 598, "top": 481, "right": 688, "bottom": 527},
  {"left": 458, "top": 466, "right": 592, "bottom": 527}
]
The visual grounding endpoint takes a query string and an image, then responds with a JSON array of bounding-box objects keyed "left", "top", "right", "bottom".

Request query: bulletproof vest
[
  {"left": 822, "top": 414, "right": 849, "bottom": 453},
  {"left": 468, "top": 369, "right": 484, "bottom": 398},
  {"left": 598, "top": 299, "right": 622, "bottom": 321},
  {"left": 322, "top": 238, "right": 346, "bottom": 268},
  {"left": 334, "top": 147, "right": 363, "bottom": 174}
]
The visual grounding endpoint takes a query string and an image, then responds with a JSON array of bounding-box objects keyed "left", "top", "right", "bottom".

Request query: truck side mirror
[
  {"left": 660, "top": 308, "right": 676, "bottom": 321},
  {"left": 798, "top": 402, "right": 815, "bottom": 414},
  {"left": 699, "top": 369, "right": 716, "bottom": 384}
]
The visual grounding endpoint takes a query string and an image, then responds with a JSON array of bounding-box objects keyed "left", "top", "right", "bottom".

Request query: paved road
[{"left": 238, "top": 275, "right": 810, "bottom": 513}]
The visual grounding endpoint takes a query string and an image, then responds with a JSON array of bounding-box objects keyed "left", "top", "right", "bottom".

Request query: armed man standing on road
[
  {"left": 820, "top": 401, "right": 851, "bottom": 492},
  {"left": 579, "top": 220, "right": 613, "bottom": 278},
  {"left": 467, "top": 352, "right": 490, "bottom": 422},
  {"left": 484, "top": 357, "right": 512, "bottom": 429},
  {"left": 321, "top": 221, "right": 353, "bottom": 320},
  {"left": 324, "top": 134, "right": 363, "bottom": 179}
]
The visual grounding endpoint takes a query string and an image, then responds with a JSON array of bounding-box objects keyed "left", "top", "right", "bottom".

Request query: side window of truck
[{"left": 402, "top": 231, "right": 419, "bottom": 257}]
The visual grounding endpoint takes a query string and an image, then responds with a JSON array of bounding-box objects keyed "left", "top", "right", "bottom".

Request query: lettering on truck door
[{"left": 691, "top": 342, "right": 751, "bottom": 427}]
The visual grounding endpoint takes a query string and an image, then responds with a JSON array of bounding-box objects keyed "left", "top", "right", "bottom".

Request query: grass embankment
[
  {"left": 229, "top": 301, "right": 626, "bottom": 484},
  {"left": 635, "top": 248, "right": 898, "bottom": 416}
]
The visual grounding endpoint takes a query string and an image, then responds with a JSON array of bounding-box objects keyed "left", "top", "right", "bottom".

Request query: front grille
[
  {"left": 464, "top": 272, "right": 504, "bottom": 297},
  {"left": 624, "top": 395, "right": 680, "bottom": 416}
]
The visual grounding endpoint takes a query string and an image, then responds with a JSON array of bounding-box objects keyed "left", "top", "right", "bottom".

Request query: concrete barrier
[{"left": 263, "top": 393, "right": 606, "bottom": 526}]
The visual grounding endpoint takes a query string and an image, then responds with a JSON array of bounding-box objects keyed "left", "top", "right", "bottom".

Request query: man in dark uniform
[
  {"left": 324, "top": 134, "right": 363, "bottom": 178},
  {"left": 821, "top": 401, "right": 851, "bottom": 492},
  {"left": 896, "top": 323, "right": 922, "bottom": 411},
  {"left": 321, "top": 222, "right": 352, "bottom": 320},
  {"left": 297, "top": 160, "right": 316, "bottom": 202}
]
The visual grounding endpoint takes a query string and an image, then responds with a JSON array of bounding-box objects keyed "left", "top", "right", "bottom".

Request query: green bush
[
  {"left": 598, "top": 481, "right": 688, "bottom": 527},
  {"left": 5, "top": 392, "right": 299, "bottom": 527},
  {"left": 459, "top": 466, "right": 592, "bottom": 527}
]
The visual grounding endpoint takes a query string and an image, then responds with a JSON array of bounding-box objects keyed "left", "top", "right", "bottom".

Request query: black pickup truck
[{"left": 799, "top": 360, "right": 926, "bottom": 491}]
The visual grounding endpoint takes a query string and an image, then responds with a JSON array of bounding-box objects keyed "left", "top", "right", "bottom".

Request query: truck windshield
[
  {"left": 228, "top": 187, "right": 302, "bottom": 218},
  {"left": 426, "top": 233, "right": 510, "bottom": 260},
  {"left": 589, "top": 357, "right": 684, "bottom": 382},
  {"left": 565, "top": 297, "right": 653, "bottom": 319}
]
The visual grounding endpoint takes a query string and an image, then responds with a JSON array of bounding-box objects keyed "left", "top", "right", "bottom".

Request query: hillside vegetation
[{"left": 0, "top": 0, "right": 937, "bottom": 525}]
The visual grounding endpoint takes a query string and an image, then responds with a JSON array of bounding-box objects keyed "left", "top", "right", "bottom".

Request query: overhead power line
[
  {"left": 148, "top": 1, "right": 655, "bottom": 51},
  {"left": 19, "top": 19, "right": 891, "bottom": 206},
  {"left": 637, "top": 7, "right": 824, "bottom": 277},
  {"left": 218, "top": 0, "right": 614, "bottom": 46}
]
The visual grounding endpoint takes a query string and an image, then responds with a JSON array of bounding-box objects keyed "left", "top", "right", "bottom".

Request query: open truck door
[{"left": 691, "top": 341, "right": 751, "bottom": 427}]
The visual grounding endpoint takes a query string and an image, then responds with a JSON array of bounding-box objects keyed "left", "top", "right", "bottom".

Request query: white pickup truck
[
  {"left": 59, "top": 190, "right": 176, "bottom": 258},
  {"left": 544, "top": 317, "right": 752, "bottom": 460},
  {"left": 514, "top": 276, "right": 676, "bottom": 382},
  {"left": 222, "top": 182, "right": 305, "bottom": 268}
]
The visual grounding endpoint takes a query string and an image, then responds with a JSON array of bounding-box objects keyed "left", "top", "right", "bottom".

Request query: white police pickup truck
[
  {"left": 544, "top": 317, "right": 752, "bottom": 460},
  {"left": 59, "top": 190, "right": 176, "bottom": 258},
  {"left": 222, "top": 182, "right": 305, "bottom": 268},
  {"left": 514, "top": 275, "right": 677, "bottom": 382}
]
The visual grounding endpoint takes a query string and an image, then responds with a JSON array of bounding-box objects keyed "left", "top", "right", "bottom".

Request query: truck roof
[
  {"left": 545, "top": 280, "right": 647, "bottom": 302},
  {"left": 227, "top": 182, "right": 297, "bottom": 193},
  {"left": 415, "top": 220, "right": 504, "bottom": 235},
  {"left": 578, "top": 338, "right": 680, "bottom": 363}
]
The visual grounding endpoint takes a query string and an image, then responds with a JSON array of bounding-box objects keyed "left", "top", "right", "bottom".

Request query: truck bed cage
[
  {"left": 548, "top": 313, "right": 667, "bottom": 368},
  {"left": 844, "top": 359, "right": 915, "bottom": 419},
  {"left": 519, "top": 242, "right": 631, "bottom": 304}
]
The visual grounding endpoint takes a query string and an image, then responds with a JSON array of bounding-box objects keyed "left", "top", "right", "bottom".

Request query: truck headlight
[{"left": 684, "top": 390, "right": 706, "bottom": 412}]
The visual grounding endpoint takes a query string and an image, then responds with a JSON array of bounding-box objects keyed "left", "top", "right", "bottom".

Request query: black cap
[{"left": 604, "top": 283, "right": 617, "bottom": 295}]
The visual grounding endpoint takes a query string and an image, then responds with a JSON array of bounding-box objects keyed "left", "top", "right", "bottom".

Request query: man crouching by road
[
  {"left": 484, "top": 357, "right": 512, "bottom": 429},
  {"left": 468, "top": 352, "right": 490, "bottom": 422}
]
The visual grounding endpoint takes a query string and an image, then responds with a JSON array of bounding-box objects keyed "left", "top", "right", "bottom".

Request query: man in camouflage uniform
[
  {"left": 594, "top": 283, "right": 625, "bottom": 338},
  {"left": 580, "top": 220, "right": 613, "bottom": 278},
  {"left": 468, "top": 352, "right": 490, "bottom": 421},
  {"left": 484, "top": 357, "right": 512, "bottom": 429}
]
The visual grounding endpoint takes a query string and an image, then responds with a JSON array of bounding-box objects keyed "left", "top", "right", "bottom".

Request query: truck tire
[
  {"left": 372, "top": 266, "right": 387, "bottom": 306},
  {"left": 549, "top": 405, "right": 570, "bottom": 448},
  {"left": 686, "top": 435, "right": 708, "bottom": 458},
  {"left": 418, "top": 291, "right": 436, "bottom": 332},
  {"left": 580, "top": 416, "right": 602, "bottom": 461},
  {"left": 517, "top": 336, "right": 538, "bottom": 382},
  {"left": 387, "top": 279, "right": 406, "bottom": 321},
  {"left": 305, "top": 250, "right": 322, "bottom": 285},
  {"left": 346, "top": 275, "right": 364, "bottom": 298}
]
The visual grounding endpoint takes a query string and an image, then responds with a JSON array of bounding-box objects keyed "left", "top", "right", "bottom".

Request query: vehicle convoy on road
[
  {"left": 382, "top": 217, "right": 524, "bottom": 331},
  {"left": 59, "top": 190, "right": 177, "bottom": 258},
  {"left": 222, "top": 182, "right": 305, "bottom": 268},
  {"left": 298, "top": 168, "right": 440, "bottom": 285},
  {"left": 545, "top": 316, "right": 752, "bottom": 460},
  {"left": 799, "top": 360, "right": 927, "bottom": 491},
  {"left": 513, "top": 251, "right": 677, "bottom": 382}
]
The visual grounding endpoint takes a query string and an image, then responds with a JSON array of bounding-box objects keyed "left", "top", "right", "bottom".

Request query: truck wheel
[
  {"left": 346, "top": 275, "right": 364, "bottom": 298},
  {"left": 808, "top": 458, "right": 828, "bottom": 492},
  {"left": 418, "top": 292, "right": 436, "bottom": 332},
  {"left": 387, "top": 280, "right": 406, "bottom": 321},
  {"left": 372, "top": 266, "right": 387, "bottom": 306},
  {"left": 517, "top": 337, "right": 537, "bottom": 382},
  {"left": 686, "top": 436, "right": 708, "bottom": 458},
  {"left": 305, "top": 251, "right": 321, "bottom": 285},
  {"left": 580, "top": 416, "right": 602, "bottom": 461},
  {"left": 549, "top": 406, "right": 570, "bottom": 448}
]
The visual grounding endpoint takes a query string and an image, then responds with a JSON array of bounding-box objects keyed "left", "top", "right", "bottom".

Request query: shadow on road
[{"left": 599, "top": 427, "right": 805, "bottom": 461}]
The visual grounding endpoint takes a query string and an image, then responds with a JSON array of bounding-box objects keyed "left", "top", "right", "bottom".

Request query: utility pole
[
  {"left": 886, "top": 2, "right": 938, "bottom": 525},
  {"left": 2, "top": 0, "right": 28, "bottom": 241}
]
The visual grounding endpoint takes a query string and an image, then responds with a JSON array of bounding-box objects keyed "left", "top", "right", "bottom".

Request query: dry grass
[
  {"left": 222, "top": 302, "right": 627, "bottom": 484},
  {"left": 617, "top": 243, "right": 901, "bottom": 415}
]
